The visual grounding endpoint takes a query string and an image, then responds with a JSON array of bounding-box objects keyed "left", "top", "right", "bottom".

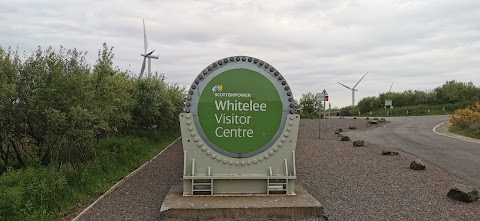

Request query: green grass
[
  {"left": 0, "top": 129, "right": 179, "bottom": 221},
  {"left": 449, "top": 125, "right": 480, "bottom": 140}
]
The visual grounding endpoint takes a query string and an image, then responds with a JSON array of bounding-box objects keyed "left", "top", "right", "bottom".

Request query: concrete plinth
[{"left": 160, "top": 185, "right": 323, "bottom": 220}]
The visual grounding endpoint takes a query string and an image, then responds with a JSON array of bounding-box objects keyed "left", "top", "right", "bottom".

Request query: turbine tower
[
  {"left": 337, "top": 72, "right": 368, "bottom": 106},
  {"left": 139, "top": 19, "right": 159, "bottom": 78}
]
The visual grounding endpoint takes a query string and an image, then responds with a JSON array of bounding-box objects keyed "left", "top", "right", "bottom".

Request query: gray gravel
[{"left": 72, "top": 118, "right": 480, "bottom": 221}]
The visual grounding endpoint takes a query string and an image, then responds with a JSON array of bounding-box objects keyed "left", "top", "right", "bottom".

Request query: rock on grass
[{"left": 447, "top": 184, "right": 479, "bottom": 202}]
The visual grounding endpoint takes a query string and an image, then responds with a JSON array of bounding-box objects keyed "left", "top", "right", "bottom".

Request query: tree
[{"left": 299, "top": 92, "right": 319, "bottom": 115}]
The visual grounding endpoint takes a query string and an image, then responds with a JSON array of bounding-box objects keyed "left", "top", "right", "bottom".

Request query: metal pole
[
  {"left": 328, "top": 103, "right": 331, "bottom": 127},
  {"left": 318, "top": 107, "right": 321, "bottom": 139},
  {"left": 323, "top": 100, "right": 326, "bottom": 128},
  {"left": 148, "top": 57, "right": 151, "bottom": 77}
]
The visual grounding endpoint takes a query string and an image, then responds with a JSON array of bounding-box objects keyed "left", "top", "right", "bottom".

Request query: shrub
[{"left": 450, "top": 102, "right": 480, "bottom": 132}]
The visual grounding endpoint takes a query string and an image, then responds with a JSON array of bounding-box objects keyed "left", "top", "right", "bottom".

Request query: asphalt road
[{"left": 345, "top": 115, "right": 480, "bottom": 188}]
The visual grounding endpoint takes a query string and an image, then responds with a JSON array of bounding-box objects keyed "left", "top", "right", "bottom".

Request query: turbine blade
[
  {"left": 143, "top": 19, "right": 148, "bottom": 54},
  {"left": 353, "top": 72, "right": 368, "bottom": 89},
  {"left": 140, "top": 57, "right": 147, "bottom": 78},
  {"left": 389, "top": 81, "right": 394, "bottom": 92},
  {"left": 337, "top": 82, "right": 352, "bottom": 90},
  {"left": 147, "top": 50, "right": 154, "bottom": 56}
]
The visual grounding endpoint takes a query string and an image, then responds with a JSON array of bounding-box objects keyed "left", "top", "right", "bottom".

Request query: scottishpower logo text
[{"left": 212, "top": 85, "right": 252, "bottom": 98}]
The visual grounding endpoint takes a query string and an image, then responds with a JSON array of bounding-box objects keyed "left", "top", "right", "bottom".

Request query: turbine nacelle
[{"left": 337, "top": 72, "right": 368, "bottom": 106}]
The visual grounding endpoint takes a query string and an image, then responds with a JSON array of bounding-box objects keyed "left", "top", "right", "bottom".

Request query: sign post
[
  {"left": 323, "top": 90, "right": 328, "bottom": 129},
  {"left": 316, "top": 92, "right": 323, "bottom": 139},
  {"left": 316, "top": 90, "right": 329, "bottom": 138},
  {"left": 328, "top": 102, "right": 331, "bottom": 127},
  {"left": 180, "top": 56, "right": 299, "bottom": 196},
  {"left": 384, "top": 100, "right": 393, "bottom": 116}
]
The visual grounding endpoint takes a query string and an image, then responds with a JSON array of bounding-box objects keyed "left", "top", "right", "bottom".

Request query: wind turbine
[
  {"left": 139, "top": 19, "right": 159, "bottom": 78},
  {"left": 337, "top": 72, "right": 368, "bottom": 106},
  {"left": 389, "top": 81, "right": 394, "bottom": 92}
]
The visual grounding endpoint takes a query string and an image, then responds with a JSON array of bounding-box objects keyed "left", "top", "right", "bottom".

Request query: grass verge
[
  {"left": 0, "top": 129, "right": 179, "bottom": 221},
  {"left": 448, "top": 125, "right": 480, "bottom": 140}
]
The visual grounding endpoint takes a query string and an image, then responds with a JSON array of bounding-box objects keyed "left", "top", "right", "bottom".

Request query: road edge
[
  {"left": 71, "top": 137, "right": 181, "bottom": 221},
  {"left": 432, "top": 122, "right": 480, "bottom": 144}
]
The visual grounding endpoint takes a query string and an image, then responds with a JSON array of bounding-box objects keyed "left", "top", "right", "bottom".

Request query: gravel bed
[
  {"left": 72, "top": 118, "right": 480, "bottom": 221},
  {"left": 297, "top": 118, "right": 480, "bottom": 221}
]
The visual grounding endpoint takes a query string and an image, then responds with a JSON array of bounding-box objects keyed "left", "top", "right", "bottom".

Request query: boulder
[
  {"left": 353, "top": 140, "right": 365, "bottom": 147},
  {"left": 349, "top": 126, "right": 357, "bottom": 129},
  {"left": 410, "top": 160, "right": 426, "bottom": 170},
  {"left": 368, "top": 120, "right": 378, "bottom": 125},
  {"left": 382, "top": 151, "right": 399, "bottom": 156},
  {"left": 353, "top": 116, "right": 357, "bottom": 119},
  {"left": 379, "top": 118, "right": 386, "bottom": 123},
  {"left": 373, "top": 117, "right": 379, "bottom": 120},
  {"left": 447, "top": 184, "right": 479, "bottom": 202},
  {"left": 340, "top": 135, "right": 350, "bottom": 141},
  {"left": 366, "top": 117, "right": 370, "bottom": 120},
  {"left": 334, "top": 128, "right": 343, "bottom": 134}
]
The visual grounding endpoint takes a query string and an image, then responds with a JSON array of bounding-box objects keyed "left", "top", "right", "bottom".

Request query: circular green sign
[
  {"left": 186, "top": 56, "right": 295, "bottom": 158},
  {"left": 197, "top": 69, "right": 282, "bottom": 154}
]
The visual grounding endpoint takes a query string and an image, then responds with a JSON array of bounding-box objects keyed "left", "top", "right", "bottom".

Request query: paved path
[{"left": 345, "top": 115, "right": 480, "bottom": 188}]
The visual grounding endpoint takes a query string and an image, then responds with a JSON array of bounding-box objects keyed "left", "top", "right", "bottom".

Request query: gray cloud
[{"left": 1, "top": 0, "right": 479, "bottom": 107}]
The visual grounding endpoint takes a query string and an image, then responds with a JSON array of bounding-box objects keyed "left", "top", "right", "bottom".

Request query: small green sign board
[
  {"left": 385, "top": 100, "right": 393, "bottom": 106},
  {"left": 198, "top": 69, "right": 282, "bottom": 154}
]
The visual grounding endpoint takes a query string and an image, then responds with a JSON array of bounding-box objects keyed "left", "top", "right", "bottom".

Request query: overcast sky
[{"left": 1, "top": 0, "right": 479, "bottom": 108}]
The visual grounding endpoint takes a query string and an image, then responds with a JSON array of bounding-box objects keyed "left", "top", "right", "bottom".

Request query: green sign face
[
  {"left": 385, "top": 100, "right": 393, "bottom": 106},
  {"left": 197, "top": 68, "right": 282, "bottom": 154}
]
